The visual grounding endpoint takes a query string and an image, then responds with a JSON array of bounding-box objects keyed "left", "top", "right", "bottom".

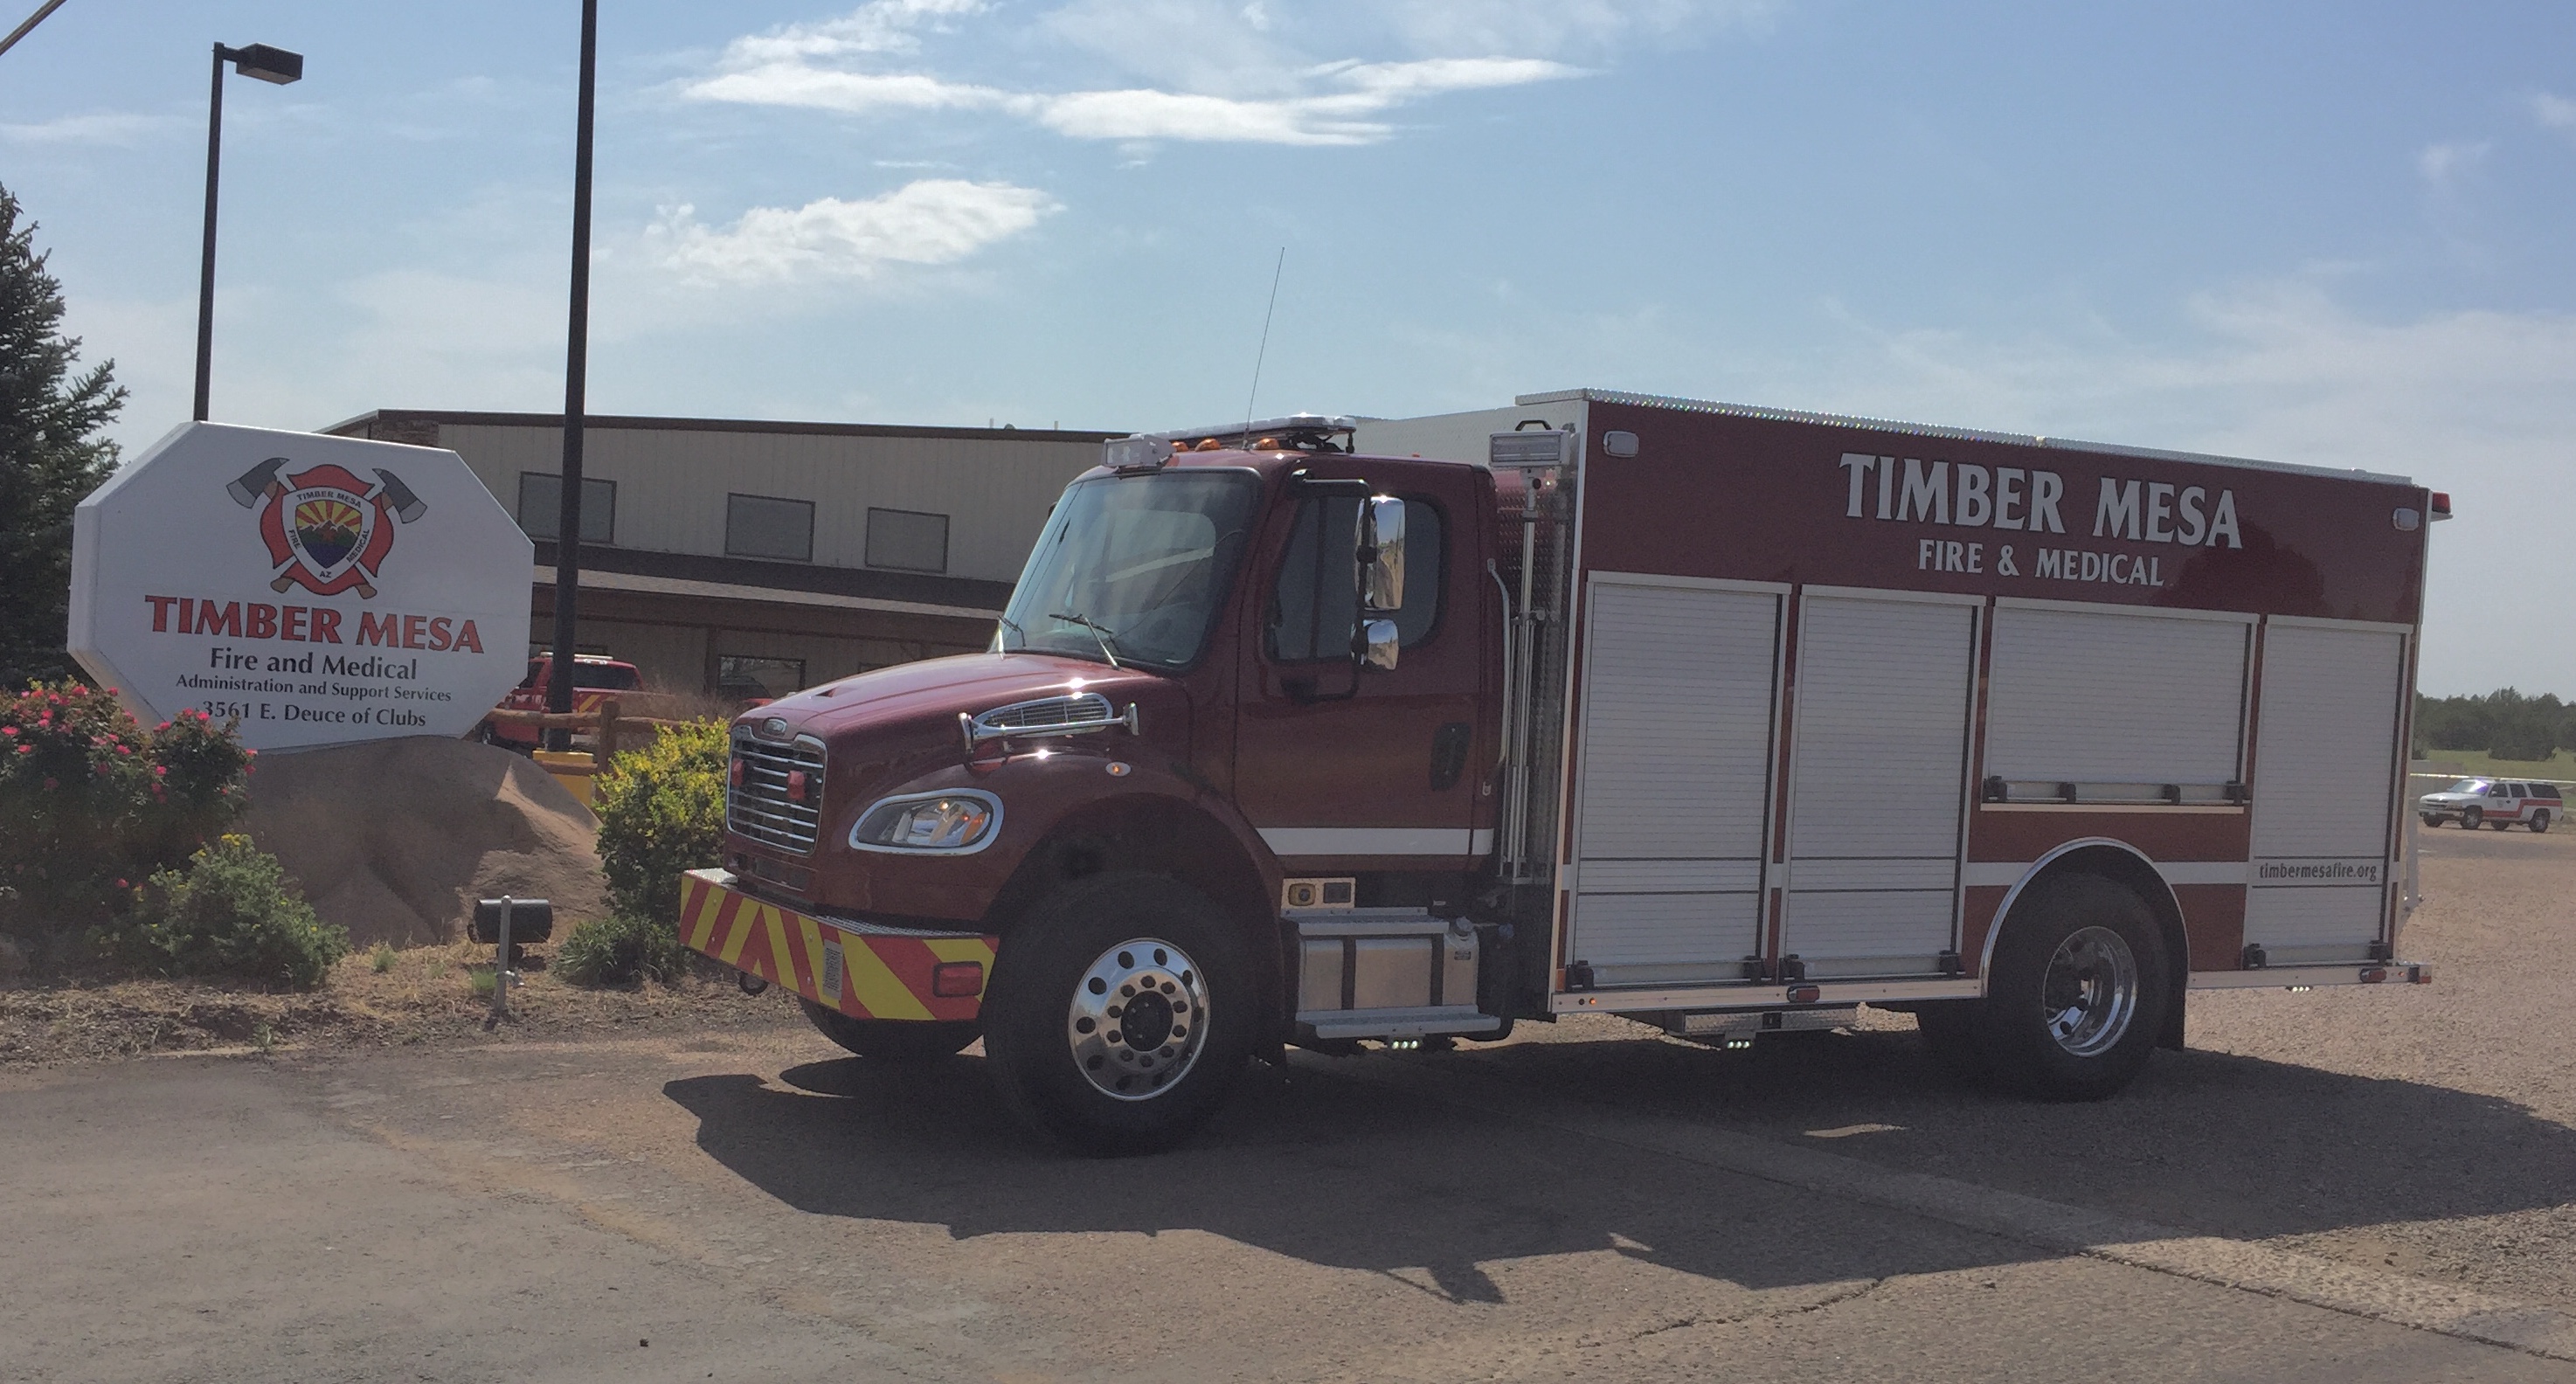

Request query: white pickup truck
[{"left": 2418, "top": 778, "right": 2564, "bottom": 832}]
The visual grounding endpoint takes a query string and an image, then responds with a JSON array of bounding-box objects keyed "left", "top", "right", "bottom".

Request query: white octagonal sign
[{"left": 69, "top": 421, "right": 533, "bottom": 751}]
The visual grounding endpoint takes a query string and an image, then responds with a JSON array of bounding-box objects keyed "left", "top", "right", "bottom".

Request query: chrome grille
[
  {"left": 978, "top": 693, "right": 1113, "bottom": 732},
  {"left": 728, "top": 732, "right": 827, "bottom": 854}
]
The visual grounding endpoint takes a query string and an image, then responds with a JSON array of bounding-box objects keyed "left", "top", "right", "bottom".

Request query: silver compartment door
[
  {"left": 2246, "top": 622, "right": 2406, "bottom": 964},
  {"left": 1565, "top": 579, "right": 1783, "bottom": 985},
  {"left": 1984, "top": 605, "right": 2251, "bottom": 794},
  {"left": 1781, "top": 594, "right": 1977, "bottom": 978}
]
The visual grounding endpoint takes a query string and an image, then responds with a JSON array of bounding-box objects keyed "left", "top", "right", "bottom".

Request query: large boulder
[{"left": 240, "top": 737, "right": 606, "bottom": 947}]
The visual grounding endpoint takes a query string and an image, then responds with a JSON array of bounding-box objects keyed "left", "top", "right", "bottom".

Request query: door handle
[{"left": 1430, "top": 721, "right": 1472, "bottom": 791}]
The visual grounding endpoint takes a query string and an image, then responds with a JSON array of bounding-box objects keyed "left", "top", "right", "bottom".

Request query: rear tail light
[
  {"left": 931, "top": 961, "right": 986, "bottom": 998},
  {"left": 2359, "top": 966, "right": 2388, "bottom": 984},
  {"left": 1786, "top": 984, "right": 1822, "bottom": 1004}
]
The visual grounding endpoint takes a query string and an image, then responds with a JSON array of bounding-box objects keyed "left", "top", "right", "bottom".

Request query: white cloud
[
  {"left": 0, "top": 112, "right": 173, "bottom": 146},
  {"left": 647, "top": 180, "right": 1058, "bottom": 286},
  {"left": 718, "top": 0, "right": 986, "bottom": 65},
  {"left": 685, "top": 66, "right": 1006, "bottom": 114},
  {"left": 1375, "top": 0, "right": 1774, "bottom": 54},
  {"left": 2532, "top": 92, "right": 2576, "bottom": 139},
  {"left": 683, "top": 2, "right": 1588, "bottom": 145},
  {"left": 2417, "top": 141, "right": 2488, "bottom": 188}
]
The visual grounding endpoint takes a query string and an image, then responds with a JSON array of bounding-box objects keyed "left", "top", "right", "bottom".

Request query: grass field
[{"left": 2409, "top": 748, "right": 2576, "bottom": 784}]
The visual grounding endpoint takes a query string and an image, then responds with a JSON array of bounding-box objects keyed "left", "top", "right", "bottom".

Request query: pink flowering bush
[{"left": 0, "top": 681, "right": 253, "bottom": 930}]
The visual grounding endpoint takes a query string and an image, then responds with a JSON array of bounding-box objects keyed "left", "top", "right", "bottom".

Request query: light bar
[{"left": 1490, "top": 430, "right": 1574, "bottom": 470}]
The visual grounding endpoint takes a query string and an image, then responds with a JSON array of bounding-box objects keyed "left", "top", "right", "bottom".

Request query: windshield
[
  {"left": 1001, "top": 471, "right": 1260, "bottom": 670},
  {"left": 2447, "top": 778, "right": 2493, "bottom": 794}
]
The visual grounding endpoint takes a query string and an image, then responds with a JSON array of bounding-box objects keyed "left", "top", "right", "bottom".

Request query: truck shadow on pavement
[{"left": 661, "top": 1026, "right": 2576, "bottom": 1304}]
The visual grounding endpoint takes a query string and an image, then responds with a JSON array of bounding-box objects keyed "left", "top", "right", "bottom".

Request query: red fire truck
[{"left": 680, "top": 391, "right": 2446, "bottom": 1153}]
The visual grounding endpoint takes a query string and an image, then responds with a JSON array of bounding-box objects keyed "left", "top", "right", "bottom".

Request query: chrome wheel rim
[
  {"left": 2041, "top": 925, "right": 2138, "bottom": 1058},
  {"left": 1065, "top": 937, "right": 1208, "bottom": 1101}
]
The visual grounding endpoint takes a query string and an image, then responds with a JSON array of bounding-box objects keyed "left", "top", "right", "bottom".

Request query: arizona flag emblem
[{"left": 226, "top": 456, "right": 428, "bottom": 599}]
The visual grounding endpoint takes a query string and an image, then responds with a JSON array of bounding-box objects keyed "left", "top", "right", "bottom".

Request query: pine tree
[{"left": 0, "top": 183, "right": 125, "bottom": 687}]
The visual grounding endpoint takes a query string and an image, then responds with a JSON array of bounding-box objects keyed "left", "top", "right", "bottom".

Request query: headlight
[{"left": 849, "top": 790, "right": 1003, "bottom": 854}]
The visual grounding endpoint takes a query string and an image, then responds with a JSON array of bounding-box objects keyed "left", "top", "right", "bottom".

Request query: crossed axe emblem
[{"left": 226, "top": 455, "right": 429, "bottom": 599}]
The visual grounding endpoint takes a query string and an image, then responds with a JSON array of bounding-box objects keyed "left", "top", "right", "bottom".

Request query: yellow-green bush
[
  {"left": 556, "top": 911, "right": 689, "bottom": 986},
  {"left": 593, "top": 719, "right": 727, "bottom": 924}
]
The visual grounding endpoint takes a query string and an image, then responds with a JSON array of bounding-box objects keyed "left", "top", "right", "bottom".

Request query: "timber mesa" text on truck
[{"left": 678, "top": 390, "right": 2448, "bottom": 1153}]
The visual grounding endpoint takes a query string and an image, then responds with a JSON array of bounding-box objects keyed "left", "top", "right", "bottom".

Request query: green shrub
[
  {"left": 555, "top": 911, "right": 689, "bottom": 987},
  {"left": 121, "top": 834, "right": 348, "bottom": 990},
  {"left": 592, "top": 718, "right": 728, "bottom": 923},
  {"left": 1, "top": 682, "right": 252, "bottom": 928}
]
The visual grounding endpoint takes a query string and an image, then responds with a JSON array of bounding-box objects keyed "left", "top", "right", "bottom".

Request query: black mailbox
[{"left": 470, "top": 897, "right": 554, "bottom": 944}]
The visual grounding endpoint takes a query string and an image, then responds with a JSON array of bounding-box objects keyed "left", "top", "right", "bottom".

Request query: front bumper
[{"left": 678, "top": 868, "right": 997, "bottom": 1022}]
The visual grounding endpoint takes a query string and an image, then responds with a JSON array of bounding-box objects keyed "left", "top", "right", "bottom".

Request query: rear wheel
[
  {"left": 2534, "top": 813, "right": 2553, "bottom": 834},
  {"left": 798, "top": 998, "right": 979, "bottom": 1061},
  {"left": 1977, "top": 874, "right": 2171, "bottom": 1101},
  {"left": 982, "top": 872, "right": 1256, "bottom": 1155}
]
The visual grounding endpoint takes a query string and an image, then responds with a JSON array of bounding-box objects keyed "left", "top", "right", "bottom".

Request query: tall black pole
[
  {"left": 544, "top": 0, "right": 598, "bottom": 746},
  {"left": 193, "top": 44, "right": 226, "bottom": 423}
]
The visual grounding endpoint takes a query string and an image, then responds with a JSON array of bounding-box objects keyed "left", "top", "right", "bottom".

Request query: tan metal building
[{"left": 323, "top": 410, "right": 1118, "bottom": 699}]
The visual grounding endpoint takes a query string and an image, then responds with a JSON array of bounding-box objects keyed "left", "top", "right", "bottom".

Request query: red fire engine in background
[{"left": 678, "top": 390, "right": 2445, "bottom": 1153}]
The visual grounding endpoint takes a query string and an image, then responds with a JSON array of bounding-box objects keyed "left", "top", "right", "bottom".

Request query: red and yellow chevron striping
[{"left": 677, "top": 868, "right": 996, "bottom": 1023}]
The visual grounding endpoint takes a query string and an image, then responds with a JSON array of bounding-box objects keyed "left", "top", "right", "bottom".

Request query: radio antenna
[{"left": 1241, "top": 246, "right": 1285, "bottom": 442}]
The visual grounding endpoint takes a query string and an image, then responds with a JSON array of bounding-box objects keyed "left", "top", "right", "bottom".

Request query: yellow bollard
[{"left": 531, "top": 750, "right": 597, "bottom": 806}]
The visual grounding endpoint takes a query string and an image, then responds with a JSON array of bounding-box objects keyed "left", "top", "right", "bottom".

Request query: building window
[
  {"left": 866, "top": 507, "right": 950, "bottom": 572},
  {"left": 717, "top": 654, "right": 806, "bottom": 702},
  {"left": 725, "top": 494, "right": 814, "bottom": 563},
  {"left": 518, "top": 473, "right": 615, "bottom": 544}
]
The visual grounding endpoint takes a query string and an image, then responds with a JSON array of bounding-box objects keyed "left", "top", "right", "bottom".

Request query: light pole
[
  {"left": 544, "top": 0, "right": 598, "bottom": 747},
  {"left": 194, "top": 41, "right": 302, "bottom": 423}
]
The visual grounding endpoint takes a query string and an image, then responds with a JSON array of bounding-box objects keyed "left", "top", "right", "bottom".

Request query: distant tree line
[{"left": 2414, "top": 689, "right": 2574, "bottom": 762}]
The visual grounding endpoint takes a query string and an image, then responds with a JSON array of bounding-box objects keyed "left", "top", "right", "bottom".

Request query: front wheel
[
  {"left": 799, "top": 998, "right": 979, "bottom": 1061},
  {"left": 2420, "top": 814, "right": 2443, "bottom": 828},
  {"left": 1977, "top": 874, "right": 2171, "bottom": 1101},
  {"left": 981, "top": 872, "right": 1256, "bottom": 1155},
  {"left": 2464, "top": 806, "right": 2484, "bottom": 830}
]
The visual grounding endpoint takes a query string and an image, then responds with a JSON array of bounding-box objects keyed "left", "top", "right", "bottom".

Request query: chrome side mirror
[
  {"left": 1360, "top": 496, "right": 1405, "bottom": 612},
  {"left": 1361, "top": 618, "right": 1399, "bottom": 671}
]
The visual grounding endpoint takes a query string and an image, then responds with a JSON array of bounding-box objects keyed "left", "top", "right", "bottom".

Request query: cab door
[{"left": 1230, "top": 460, "right": 1490, "bottom": 889}]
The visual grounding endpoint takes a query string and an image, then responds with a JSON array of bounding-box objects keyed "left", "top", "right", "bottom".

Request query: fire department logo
[{"left": 225, "top": 456, "right": 429, "bottom": 599}]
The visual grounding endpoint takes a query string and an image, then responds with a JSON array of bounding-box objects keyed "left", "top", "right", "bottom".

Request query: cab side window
[{"left": 1265, "top": 496, "right": 1444, "bottom": 661}]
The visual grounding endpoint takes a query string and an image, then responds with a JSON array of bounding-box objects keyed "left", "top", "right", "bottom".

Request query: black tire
[
  {"left": 2464, "top": 807, "right": 2483, "bottom": 830},
  {"left": 2534, "top": 813, "right": 2552, "bottom": 834},
  {"left": 2420, "top": 814, "right": 2443, "bottom": 828},
  {"left": 2489, "top": 817, "right": 2513, "bottom": 832},
  {"left": 1977, "top": 874, "right": 2171, "bottom": 1101},
  {"left": 981, "top": 872, "right": 1257, "bottom": 1156},
  {"left": 799, "top": 998, "right": 979, "bottom": 1061}
]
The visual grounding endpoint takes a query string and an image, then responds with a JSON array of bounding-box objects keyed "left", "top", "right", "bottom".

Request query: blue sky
[{"left": 3, "top": 0, "right": 2571, "bottom": 695}]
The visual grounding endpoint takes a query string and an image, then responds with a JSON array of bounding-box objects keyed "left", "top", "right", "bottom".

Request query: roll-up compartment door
[
  {"left": 1984, "top": 606, "right": 2250, "bottom": 799},
  {"left": 1566, "top": 579, "right": 1783, "bottom": 985},
  {"left": 2246, "top": 622, "right": 2406, "bottom": 963},
  {"left": 1781, "top": 595, "right": 1977, "bottom": 977}
]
